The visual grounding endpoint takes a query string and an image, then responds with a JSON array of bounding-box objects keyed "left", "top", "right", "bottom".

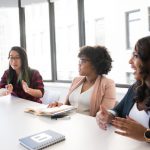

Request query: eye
[
  {"left": 132, "top": 52, "right": 139, "bottom": 58},
  {"left": 133, "top": 54, "right": 138, "bottom": 58}
]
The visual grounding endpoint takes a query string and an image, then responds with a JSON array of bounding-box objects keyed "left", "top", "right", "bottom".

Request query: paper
[{"left": 24, "top": 104, "right": 76, "bottom": 116}]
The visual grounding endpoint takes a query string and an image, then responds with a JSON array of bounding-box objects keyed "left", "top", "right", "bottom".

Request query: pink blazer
[{"left": 65, "top": 76, "right": 116, "bottom": 117}]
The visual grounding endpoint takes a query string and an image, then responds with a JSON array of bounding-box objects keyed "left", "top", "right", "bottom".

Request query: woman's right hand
[
  {"left": 48, "top": 101, "right": 63, "bottom": 108},
  {"left": 5, "top": 84, "right": 13, "bottom": 95},
  {"left": 96, "top": 105, "right": 113, "bottom": 130}
]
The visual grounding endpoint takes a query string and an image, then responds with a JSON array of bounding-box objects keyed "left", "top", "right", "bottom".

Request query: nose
[{"left": 129, "top": 56, "right": 133, "bottom": 64}]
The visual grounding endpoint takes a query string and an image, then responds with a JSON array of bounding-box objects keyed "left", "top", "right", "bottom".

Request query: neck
[
  {"left": 85, "top": 75, "right": 99, "bottom": 84},
  {"left": 15, "top": 69, "right": 21, "bottom": 76}
]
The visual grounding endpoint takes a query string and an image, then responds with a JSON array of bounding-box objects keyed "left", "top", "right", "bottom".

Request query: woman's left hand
[
  {"left": 112, "top": 116, "right": 146, "bottom": 141},
  {"left": 22, "top": 80, "right": 30, "bottom": 93}
]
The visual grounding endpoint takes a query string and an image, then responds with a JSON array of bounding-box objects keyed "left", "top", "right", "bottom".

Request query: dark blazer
[{"left": 113, "top": 85, "right": 136, "bottom": 118}]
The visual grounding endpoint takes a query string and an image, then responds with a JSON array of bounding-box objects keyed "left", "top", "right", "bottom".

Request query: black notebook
[{"left": 19, "top": 130, "right": 65, "bottom": 150}]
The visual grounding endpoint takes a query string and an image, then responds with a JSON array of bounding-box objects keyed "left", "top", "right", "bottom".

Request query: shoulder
[
  {"left": 72, "top": 76, "right": 85, "bottom": 82},
  {"left": 71, "top": 76, "right": 85, "bottom": 85},
  {"left": 101, "top": 76, "right": 115, "bottom": 85},
  {"left": 29, "top": 69, "right": 41, "bottom": 75},
  {"left": 29, "top": 69, "right": 43, "bottom": 79},
  {"left": 3, "top": 69, "right": 9, "bottom": 76}
]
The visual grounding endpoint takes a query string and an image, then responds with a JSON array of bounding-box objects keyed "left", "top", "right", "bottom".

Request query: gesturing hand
[
  {"left": 22, "top": 80, "right": 30, "bottom": 93},
  {"left": 48, "top": 101, "right": 63, "bottom": 108},
  {"left": 5, "top": 84, "right": 13, "bottom": 95},
  {"left": 112, "top": 116, "right": 146, "bottom": 141},
  {"left": 96, "top": 105, "right": 112, "bottom": 130}
]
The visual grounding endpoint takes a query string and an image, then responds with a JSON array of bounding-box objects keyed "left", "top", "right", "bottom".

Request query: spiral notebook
[{"left": 19, "top": 130, "right": 65, "bottom": 150}]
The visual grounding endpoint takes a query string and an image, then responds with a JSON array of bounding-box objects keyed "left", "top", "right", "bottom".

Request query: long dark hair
[
  {"left": 133, "top": 36, "right": 150, "bottom": 110},
  {"left": 8, "top": 46, "right": 31, "bottom": 86}
]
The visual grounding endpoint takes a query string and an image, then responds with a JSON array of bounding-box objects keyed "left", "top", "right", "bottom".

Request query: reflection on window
[
  {"left": 84, "top": 0, "right": 150, "bottom": 84},
  {"left": 54, "top": 0, "right": 79, "bottom": 80},
  {"left": 0, "top": 8, "right": 20, "bottom": 77},
  {"left": 126, "top": 10, "right": 141, "bottom": 49},
  {"left": 25, "top": 2, "right": 51, "bottom": 80},
  {"left": 148, "top": 7, "right": 150, "bottom": 31},
  {"left": 85, "top": 0, "right": 105, "bottom": 46}
]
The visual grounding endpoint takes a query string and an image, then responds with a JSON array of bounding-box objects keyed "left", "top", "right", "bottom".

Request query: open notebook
[
  {"left": 24, "top": 104, "right": 76, "bottom": 116},
  {"left": 19, "top": 130, "right": 65, "bottom": 150}
]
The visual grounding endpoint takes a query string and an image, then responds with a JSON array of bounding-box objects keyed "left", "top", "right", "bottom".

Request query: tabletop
[{"left": 0, "top": 95, "right": 149, "bottom": 150}]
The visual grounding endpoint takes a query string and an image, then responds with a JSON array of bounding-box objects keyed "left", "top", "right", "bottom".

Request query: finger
[
  {"left": 57, "top": 103, "right": 63, "bottom": 107},
  {"left": 114, "top": 130, "right": 128, "bottom": 136}
]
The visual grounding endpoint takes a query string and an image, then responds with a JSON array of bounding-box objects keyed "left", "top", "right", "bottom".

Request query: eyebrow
[{"left": 9, "top": 55, "right": 20, "bottom": 57}]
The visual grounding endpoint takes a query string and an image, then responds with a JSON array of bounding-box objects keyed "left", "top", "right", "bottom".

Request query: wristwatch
[{"left": 144, "top": 129, "right": 150, "bottom": 142}]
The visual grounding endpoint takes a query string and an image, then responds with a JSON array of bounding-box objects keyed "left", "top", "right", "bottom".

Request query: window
[
  {"left": 25, "top": 2, "right": 51, "bottom": 80},
  {"left": 0, "top": 8, "right": 20, "bottom": 77},
  {"left": 84, "top": 0, "right": 105, "bottom": 46},
  {"left": 126, "top": 9, "right": 141, "bottom": 49},
  {"left": 54, "top": 0, "right": 79, "bottom": 81},
  {"left": 84, "top": 0, "right": 150, "bottom": 85},
  {"left": 148, "top": 7, "right": 150, "bottom": 31}
]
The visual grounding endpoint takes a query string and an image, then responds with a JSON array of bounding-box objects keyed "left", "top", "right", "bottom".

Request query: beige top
[
  {"left": 69, "top": 83, "right": 94, "bottom": 115},
  {"left": 65, "top": 75, "right": 116, "bottom": 116}
]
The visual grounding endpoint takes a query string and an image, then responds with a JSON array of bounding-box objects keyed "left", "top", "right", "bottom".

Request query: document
[
  {"left": 24, "top": 104, "right": 76, "bottom": 116},
  {"left": 19, "top": 129, "right": 65, "bottom": 150}
]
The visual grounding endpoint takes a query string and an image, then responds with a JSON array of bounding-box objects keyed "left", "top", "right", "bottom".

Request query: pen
[{"left": 51, "top": 115, "right": 71, "bottom": 120}]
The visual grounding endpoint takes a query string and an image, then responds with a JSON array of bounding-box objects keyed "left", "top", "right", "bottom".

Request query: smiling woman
[
  {"left": 96, "top": 36, "right": 150, "bottom": 142},
  {"left": 0, "top": 46, "right": 44, "bottom": 103}
]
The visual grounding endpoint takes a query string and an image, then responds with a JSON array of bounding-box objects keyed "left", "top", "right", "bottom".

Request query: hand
[
  {"left": 96, "top": 105, "right": 113, "bottom": 130},
  {"left": 22, "top": 80, "right": 30, "bottom": 93},
  {"left": 48, "top": 101, "right": 63, "bottom": 108},
  {"left": 112, "top": 116, "right": 146, "bottom": 141},
  {"left": 5, "top": 84, "right": 13, "bottom": 95}
]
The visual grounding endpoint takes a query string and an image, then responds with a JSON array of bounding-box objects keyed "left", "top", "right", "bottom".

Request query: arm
[
  {"left": 0, "top": 71, "right": 8, "bottom": 88},
  {"left": 96, "top": 105, "right": 116, "bottom": 130},
  {"left": 112, "top": 85, "right": 135, "bottom": 118},
  {"left": 96, "top": 84, "right": 135, "bottom": 130},
  {"left": 101, "top": 79, "right": 116, "bottom": 109},
  {"left": 22, "top": 70, "right": 44, "bottom": 98},
  {"left": 22, "top": 80, "right": 42, "bottom": 97}
]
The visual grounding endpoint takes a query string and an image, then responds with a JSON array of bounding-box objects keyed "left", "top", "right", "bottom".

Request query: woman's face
[
  {"left": 9, "top": 50, "right": 22, "bottom": 73},
  {"left": 129, "top": 50, "right": 142, "bottom": 80},
  {"left": 78, "top": 57, "right": 96, "bottom": 76}
]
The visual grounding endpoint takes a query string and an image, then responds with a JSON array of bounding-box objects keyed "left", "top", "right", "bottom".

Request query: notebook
[
  {"left": 24, "top": 104, "right": 76, "bottom": 116},
  {"left": 19, "top": 130, "right": 65, "bottom": 150}
]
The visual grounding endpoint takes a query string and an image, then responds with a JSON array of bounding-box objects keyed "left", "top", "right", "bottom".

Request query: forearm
[{"left": 26, "top": 88, "right": 43, "bottom": 98}]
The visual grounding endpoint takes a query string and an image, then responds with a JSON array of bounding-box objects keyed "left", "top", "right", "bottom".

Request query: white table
[{"left": 0, "top": 95, "right": 149, "bottom": 150}]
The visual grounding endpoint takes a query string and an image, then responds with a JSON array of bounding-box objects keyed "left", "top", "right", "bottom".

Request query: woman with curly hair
[
  {"left": 49, "top": 45, "right": 116, "bottom": 116},
  {"left": 96, "top": 36, "right": 150, "bottom": 142}
]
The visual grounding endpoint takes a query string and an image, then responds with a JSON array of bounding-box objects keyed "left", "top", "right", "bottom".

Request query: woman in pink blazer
[{"left": 49, "top": 45, "right": 116, "bottom": 117}]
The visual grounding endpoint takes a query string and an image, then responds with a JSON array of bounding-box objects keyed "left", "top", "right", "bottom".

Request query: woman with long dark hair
[
  {"left": 0, "top": 46, "right": 44, "bottom": 103},
  {"left": 96, "top": 36, "right": 150, "bottom": 142}
]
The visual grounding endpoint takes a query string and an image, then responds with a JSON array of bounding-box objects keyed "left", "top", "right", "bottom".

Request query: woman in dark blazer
[{"left": 96, "top": 36, "right": 150, "bottom": 142}]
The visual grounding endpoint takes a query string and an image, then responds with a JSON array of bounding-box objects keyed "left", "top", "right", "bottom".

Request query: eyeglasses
[
  {"left": 79, "top": 58, "right": 90, "bottom": 64},
  {"left": 8, "top": 56, "right": 20, "bottom": 61}
]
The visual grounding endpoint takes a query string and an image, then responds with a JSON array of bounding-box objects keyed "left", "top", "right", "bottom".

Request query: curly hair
[
  {"left": 78, "top": 45, "right": 112, "bottom": 75},
  {"left": 133, "top": 36, "right": 150, "bottom": 110}
]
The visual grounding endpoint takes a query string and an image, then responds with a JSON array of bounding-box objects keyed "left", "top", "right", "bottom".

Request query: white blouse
[
  {"left": 129, "top": 103, "right": 150, "bottom": 128},
  {"left": 69, "top": 83, "right": 94, "bottom": 115}
]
